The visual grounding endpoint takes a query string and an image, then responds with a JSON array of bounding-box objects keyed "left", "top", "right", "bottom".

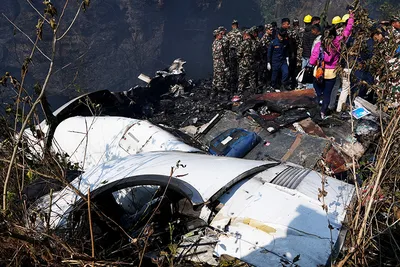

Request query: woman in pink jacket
[{"left": 309, "top": 12, "right": 354, "bottom": 118}]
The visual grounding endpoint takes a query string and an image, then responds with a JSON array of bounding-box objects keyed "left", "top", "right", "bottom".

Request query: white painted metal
[
  {"left": 211, "top": 169, "right": 354, "bottom": 267},
  {"left": 29, "top": 116, "right": 201, "bottom": 170},
  {"left": 34, "top": 151, "right": 273, "bottom": 228}
]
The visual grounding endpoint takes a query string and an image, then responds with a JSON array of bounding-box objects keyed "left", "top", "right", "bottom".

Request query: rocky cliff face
[{"left": 0, "top": 0, "right": 262, "bottom": 103}]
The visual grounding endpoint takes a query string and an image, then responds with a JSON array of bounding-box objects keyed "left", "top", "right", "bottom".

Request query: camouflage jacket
[
  {"left": 389, "top": 27, "right": 400, "bottom": 44},
  {"left": 238, "top": 38, "right": 256, "bottom": 62},
  {"left": 227, "top": 28, "right": 242, "bottom": 49},
  {"left": 260, "top": 34, "right": 273, "bottom": 54},
  {"left": 212, "top": 39, "right": 225, "bottom": 62},
  {"left": 252, "top": 37, "right": 263, "bottom": 60},
  {"left": 287, "top": 29, "right": 300, "bottom": 59},
  {"left": 292, "top": 26, "right": 304, "bottom": 49},
  {"left": 221, "top": 35, "right": 230, "bottom": 62}
]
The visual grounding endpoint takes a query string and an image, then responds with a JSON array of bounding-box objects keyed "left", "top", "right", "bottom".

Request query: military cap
[
  {"left": 232, "top": 19, "right": 239, "bottom": 25},
  {"left": 218, "top": 26, "right": 227, "bottom": 32},
  {"left": 213, "top": 29, "right": 220, "bottom": 36},
  {"left": 249, "top": 26, "right": 258, "bottom": 33},
  {"left": 293, "top": 18, "right": 299, "bottom": 23},
  {"left": 265, "top": 23, "right": 273, "bottom": 30}
]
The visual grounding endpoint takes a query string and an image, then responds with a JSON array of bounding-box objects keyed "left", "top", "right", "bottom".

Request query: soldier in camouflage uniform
[
  {"left": 260, "top": 24, "right": 274, "bottom": 86},
  {"left": 237, "top": 30, "right": 257, "bottom": 94},
  {"left": 389, "top": 15, "right": 400, "bottom": 44},
  {"left": 227, "top": 20, "right": 242, "bottom": 90},
  {"left": 250, "top": 26, "right": 262, "bottom": 90},
  {"left": 373, "top": 22, "right": 400, "bottom": 107},
  {"left": 212, "top": 29, "right": 228, "bottom": 96},
  {"left": 218, "top": 26, "right": 231, "bottom": 89},
  {"left": 292, "top": 19, "right": 304, "bottom": 68}
]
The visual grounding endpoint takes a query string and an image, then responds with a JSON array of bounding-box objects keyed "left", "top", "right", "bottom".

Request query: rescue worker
[
  {"left": 312, "top": 16, "right": 321, "bottom": 26},
  {"left": 282, "top": 18, "right": 298, "bottom": 89},
  {"left": 301, "top": 14, "right": 315, "bottom": 89},
  {"left": 293, "top": 18, "right": 304, "bottom": 67},
  {"left": 332, "top": 16, "right": 343, "bottom": 34},
  {"left": 309, "top": 12, "right": 355, "bottom": 118},
  {"left": 334, "top": 14, "right": 352, "bottom": 112},
  {"left": 267, "top": 28, "right": 289, "bottom": 90},
  {"left": 237, "top": 29, "right": 257, "bottom": 95},
  {"left": 227, "top": 20, "right": 242, "bottom": 89},
  {"left": 271, "top": 21, "right": 278, "bottom": 39},
  {"left": 302, "top": 14, "right": 314, "bottom": 68},
  {"left": 260, "top": 24, "right": 274, "bottom": 86},
  {"left": 250, "top": 26, "right": 262, "bottom": 89},
  {"left": 218, "top": 26, "right": 230, "bottom": 62},
  {"left": 212, "top": 29, "right": 228, "bottom": 97},
  {"left": 371, "top": 27, "right": 400, "bottom": 107},
  {"left": 328, "top": 15, "right": 346, "bottom": 111},
  {"left": 311, "top": 24, "right": 322, "bottom": 52},
  {"left": 218, "top": 26, "right": 231, "bottom": 89},
  {"left": 389, "top": 15, "right": 400, "bottom": 43}
]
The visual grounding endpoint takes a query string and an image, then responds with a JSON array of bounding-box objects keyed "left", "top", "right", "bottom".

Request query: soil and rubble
[
  {"left": 0, "top": 58, "right": 395, "bottom": 266},
  {"left": 108, "top": 63, "right": 380, "bottom": 179}
]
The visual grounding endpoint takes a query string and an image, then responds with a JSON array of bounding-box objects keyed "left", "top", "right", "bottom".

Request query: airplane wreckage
[{"left": 23, "top": 59, "right": 383, "bottom": 266}]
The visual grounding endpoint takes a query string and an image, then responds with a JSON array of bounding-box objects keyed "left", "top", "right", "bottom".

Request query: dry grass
[{"left": 0, "top": 0, "right": 399, "bottom": 266}]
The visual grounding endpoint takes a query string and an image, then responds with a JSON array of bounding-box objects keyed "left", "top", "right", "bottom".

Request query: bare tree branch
[
  {"left": 26, "top": 0, "right": 50, "bottom": 24},
  {"left": 1, "top": 13, "right": 51, "bottom": 61},
  {"left": 57, "top": 2, "right": 83, "bottom": 41},
  {"left": 58, "top": 0, "right": 70, "bottom": 27}
]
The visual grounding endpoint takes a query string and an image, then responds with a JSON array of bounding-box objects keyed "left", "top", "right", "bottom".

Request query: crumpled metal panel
[
  {"left": 35, "top": 151, "right": 275, "bottom": 229},
  {"left": 212, "top": 169, "right": 355, "bottom": 267}
]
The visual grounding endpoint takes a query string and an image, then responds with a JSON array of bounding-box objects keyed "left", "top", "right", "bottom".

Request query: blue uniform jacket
[{"left": 267, "top": 38, "right": 289, "bottom": 65}]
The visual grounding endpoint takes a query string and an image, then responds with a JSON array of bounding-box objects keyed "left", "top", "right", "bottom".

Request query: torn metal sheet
[
  {"left": 297, "top": 118, "right": 327, "bottom": 138},
  {"left": 324, "top": 146, "right": 352, "bottom": 174},
  {"left": 245, "top": 129, "right": 330, "bottom": 169},
  {"left": 321, "top": 121, "right": 366, "bottom": 160},
  {"left": 30, "top": 150, "right": 355, "bottom": 267},
  {"left": 198, "top": 111, "right": 331, "bottom": 169},
  {"left": 239, "top": 89, "right": 317, "bottom": 113},
  {"left": 138, "top": 73, "right": 151, "bottom": 83},
  {"left": 211, "top": 167, "right": 354, "bottom": 267},
  {"left": 273, "top": 108, "right": 310, "bottom": 127},
  {"left": 32, "top": 151, "right": 275, "bottom": 229},
  {"left": 282, "top": 134, "right": 330, "bottom": 168}
]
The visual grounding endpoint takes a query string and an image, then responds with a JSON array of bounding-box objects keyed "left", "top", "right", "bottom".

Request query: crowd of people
[{"left": 212, "top": 9, "right": 400, "bottom": 119}]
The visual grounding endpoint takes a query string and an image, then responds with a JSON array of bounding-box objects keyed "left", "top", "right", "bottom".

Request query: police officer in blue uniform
[{"left": 267, "top": 28, "right": 290, "bottom": 90}]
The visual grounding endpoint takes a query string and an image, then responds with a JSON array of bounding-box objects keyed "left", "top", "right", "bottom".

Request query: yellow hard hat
[
  {"left": 332, "top": 16, "right": 342, "bottom": 25},
  {"left": 304, "top": 14, "right": 312, "bottom": 23},
  {"left": 342, "top": 14, "right": 350, "bottom": 23}
]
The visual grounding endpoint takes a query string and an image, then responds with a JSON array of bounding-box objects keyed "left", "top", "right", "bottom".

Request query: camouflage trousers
[
  {"left": 258, "top": 56, "right": 268, "bottom": 86},
  {"left": 212, "top": 63, "right": 228, "bottom": 91},
  {"left": 238, "top": 59, "right": 256, "bottom": 93},
  {"left": 229, "top": 51, "right": 239, "bottom": 90}
]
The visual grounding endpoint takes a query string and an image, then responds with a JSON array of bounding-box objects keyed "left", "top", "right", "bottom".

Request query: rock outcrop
[{"left": 0, "top": 0, "right": 262, "bottom": 103}]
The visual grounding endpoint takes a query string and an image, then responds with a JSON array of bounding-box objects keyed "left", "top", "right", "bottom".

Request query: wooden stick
[{"left": 87, "top": 188, "right": 95, "bottom": 266}]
